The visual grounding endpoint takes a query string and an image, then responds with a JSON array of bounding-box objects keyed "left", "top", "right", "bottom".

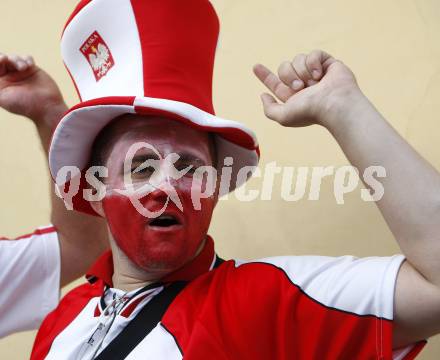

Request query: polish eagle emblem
[
  {"left": 89, "top": 44, "right": 112, "bottom": 77},
  {"left": 80, "top": 31, "right": 115, "bottom": 81}
]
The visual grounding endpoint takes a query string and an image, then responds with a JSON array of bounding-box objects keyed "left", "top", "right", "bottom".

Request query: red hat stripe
[
  {"left": 130, "top": 0, "right": 219, "bottom": 114},
  {"left": 134, "top": 105, "right": 257, "bottom": 151}
]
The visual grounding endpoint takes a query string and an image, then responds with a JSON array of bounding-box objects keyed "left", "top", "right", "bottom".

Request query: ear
[{"left": 89, "top": 200, "right": 106, "bottom": 217}]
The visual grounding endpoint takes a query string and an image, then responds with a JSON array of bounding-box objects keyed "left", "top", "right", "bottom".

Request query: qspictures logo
[
  {"left": 55, "top": 142, "right": 387, "bottom": 217},
  {"left": 80, "top": 31, "right": 115, "bottom": 81}
]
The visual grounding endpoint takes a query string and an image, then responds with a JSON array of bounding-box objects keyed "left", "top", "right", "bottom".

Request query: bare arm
[
  {"left": 253, "top": 49, "right": 440, "bottom": 348},
  {"left": 319, "top": 83, "right": 440, "bottom": 348},
  {"left": 0, "top": 54, "right": 108, "bottom": 287}
]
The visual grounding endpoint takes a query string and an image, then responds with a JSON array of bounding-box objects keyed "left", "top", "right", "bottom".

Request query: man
[
  {"left": 0, "top": 53, "right": 108, "bottom": 338},
  {"left": 31, "top": 0, "right": 440, "bottom": 359}
]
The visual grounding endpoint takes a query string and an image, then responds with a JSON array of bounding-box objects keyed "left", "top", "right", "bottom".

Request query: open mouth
[{"left": 149, "top": 214, "right": 181, "bottom": 228}]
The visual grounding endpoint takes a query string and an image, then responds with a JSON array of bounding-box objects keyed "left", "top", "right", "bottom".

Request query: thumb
[{"left": 260, "top": 93, "right": 285, "bottom": 122}]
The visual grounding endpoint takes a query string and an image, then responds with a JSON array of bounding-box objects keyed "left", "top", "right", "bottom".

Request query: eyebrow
[
  {"left": 120, "top": 153, "right": 159, "bottom": 175},
  {"left": 130, "top": 153, "right": 160, "bottom": 165},
  {"left": 175, "top": 153, "right": 207, "bottom": 167},
  {"left": 122, "top": 152, "right": 207, "bottom": 172}
]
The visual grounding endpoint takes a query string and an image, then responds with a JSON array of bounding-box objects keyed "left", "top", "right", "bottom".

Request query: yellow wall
[{"left": 0, "top": 0, "right": 439, "bottom": 358}]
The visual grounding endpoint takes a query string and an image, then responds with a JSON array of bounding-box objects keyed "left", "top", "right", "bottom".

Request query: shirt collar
[{"left": 86, "top": 235, "right": 217, "bottom": 288}]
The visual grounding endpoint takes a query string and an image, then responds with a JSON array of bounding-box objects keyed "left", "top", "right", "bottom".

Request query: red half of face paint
[{"left": 102, "top": 184, "right": 216, "bottom": 274}]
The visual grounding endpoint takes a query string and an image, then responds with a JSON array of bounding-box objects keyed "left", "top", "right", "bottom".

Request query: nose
[
  {"left": 146, "top": 161, "right": 177, "bottom": 202},
  {"left": 148, "top": 180, "right": 175, "bottom": 203},
  {"left": 148, "top": 159, "right": 174, "bottom": 186}
]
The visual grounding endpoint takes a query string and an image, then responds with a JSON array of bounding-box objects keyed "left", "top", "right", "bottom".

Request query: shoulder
[
  {"left": 0, "top": 225, "right": 59, "bottom": 266},
  {"left": 164, "top": 255, "right": 407, "bottom": 359},
  {"left": 31, "top": 280, "right": 103, "bottom": 360},
  {"left": 211, "top": 254, "right": 405, "bottom": 319},
  {"left": 0, "top": 224, "right": 58, "bottom": 247},
  {"left": 0, "top": 225, "right": 60, "bottom": 338},
  {"left": 0, "top": 224, "right": 60, "bottom": 292}
]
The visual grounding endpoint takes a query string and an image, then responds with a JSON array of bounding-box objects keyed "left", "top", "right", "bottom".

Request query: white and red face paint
[{"left": 99, "top": 116, "right": 218, "bottom": 273}]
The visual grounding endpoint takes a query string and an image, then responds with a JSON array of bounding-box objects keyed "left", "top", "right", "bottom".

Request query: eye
[
  {"left": 131, "top": 165, "right": 156, "bottom": 174},
  {"left": 176, "top": 163, "right": 196, "bottom": 174},
  {"left": 129, "top": 161, "right": 158, "bottom": 181}
]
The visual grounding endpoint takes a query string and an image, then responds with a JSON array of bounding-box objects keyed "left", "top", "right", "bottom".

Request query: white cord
[{"left": 76, "top": 291, "right": 129, "bottom": 360}]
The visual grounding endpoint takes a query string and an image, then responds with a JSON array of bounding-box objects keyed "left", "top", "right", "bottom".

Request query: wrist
[
  {"left": 33, "top": 100, "right": 68, "bottom": 131},
  {"left": 317, "top": 85, "right": 369, "bottom": 131}
]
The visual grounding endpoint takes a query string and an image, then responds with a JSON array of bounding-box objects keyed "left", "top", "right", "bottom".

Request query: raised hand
[
  {"left": 0, "top": 53, "right": 66, "bottom": 127},
  {"left": 253, "top": 49, "right": 362, "bottom": 128}
]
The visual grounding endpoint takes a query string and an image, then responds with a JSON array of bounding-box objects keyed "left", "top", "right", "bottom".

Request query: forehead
[{"left": 100, "top": 114, "right": 214, "bottom": 161}]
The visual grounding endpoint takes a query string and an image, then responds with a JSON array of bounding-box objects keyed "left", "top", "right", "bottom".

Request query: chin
[
  {"left": 115, "top": 225, "right": 206, "bottom": 276},
  {"left": 133, "top": 242, "right": 192, "bottom": 273}
]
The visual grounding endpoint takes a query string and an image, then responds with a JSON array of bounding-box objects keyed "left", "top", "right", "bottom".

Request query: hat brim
[{"left": 49, "top": 96, "right": 260, "bottom": 216}]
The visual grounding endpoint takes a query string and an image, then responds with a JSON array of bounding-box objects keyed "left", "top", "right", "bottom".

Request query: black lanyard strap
[{"left": 95, "top": 281, "right": 187, "bottom": 360}]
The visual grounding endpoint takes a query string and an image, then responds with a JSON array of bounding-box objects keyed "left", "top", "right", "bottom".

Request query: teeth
[{"left": 158, "top": 215, "right": 174, "bottom": 220}]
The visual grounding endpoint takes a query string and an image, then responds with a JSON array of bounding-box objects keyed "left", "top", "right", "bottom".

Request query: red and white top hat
[{"left": 49, "top": 0, "right": 260, "bottom": 215}]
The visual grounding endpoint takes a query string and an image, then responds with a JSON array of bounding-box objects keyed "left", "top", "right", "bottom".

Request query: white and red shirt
[
  {"left": 0, "top": 225, "right": 60, "bottom": 338},
  {"left": 31, "top": 236, "right": 426, "bottom": 359}
]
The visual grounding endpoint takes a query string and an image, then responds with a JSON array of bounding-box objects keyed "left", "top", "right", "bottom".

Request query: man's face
[{"left": 95, "top": 115, "right": 218, "bottom": 274}]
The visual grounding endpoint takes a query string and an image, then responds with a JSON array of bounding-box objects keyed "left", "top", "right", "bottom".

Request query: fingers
[
  {"left": 277, "top": 52, "right": 322, "bottom": 91},
  {"left": 291, "top": 54, "right": 315, "bottom": 86},
  {"left": 305, "top": 49, "right": 325, "bottom": 80},
  {"left": 254, "top": 49, "right": 337, "bottom": 125},
  {"left": 291, "top": 49, "right": 335, "bottom": 84},
  {"left": 253, "top": 63, "right": 295, "bottom": 102},
  {"left": 260, "top": 93, "right": 285, "bottom": 122},
  {"left": 0, "top": 54, "right": 7, "bottom": 76},
  {"left": 9, "top": 55, "right": 29, "bottom": 71},
  {"left": 278, "top": 60, "right": 304, "bottom": 92},
  {"left": 0, "top": 53, "right": 35, "bottom": 76},
  {"left": 255, "top": 49, "right": 336, "bottom": 93},
  {"left": 23, "top": 55, "right": 35, "bottom": 67}
]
